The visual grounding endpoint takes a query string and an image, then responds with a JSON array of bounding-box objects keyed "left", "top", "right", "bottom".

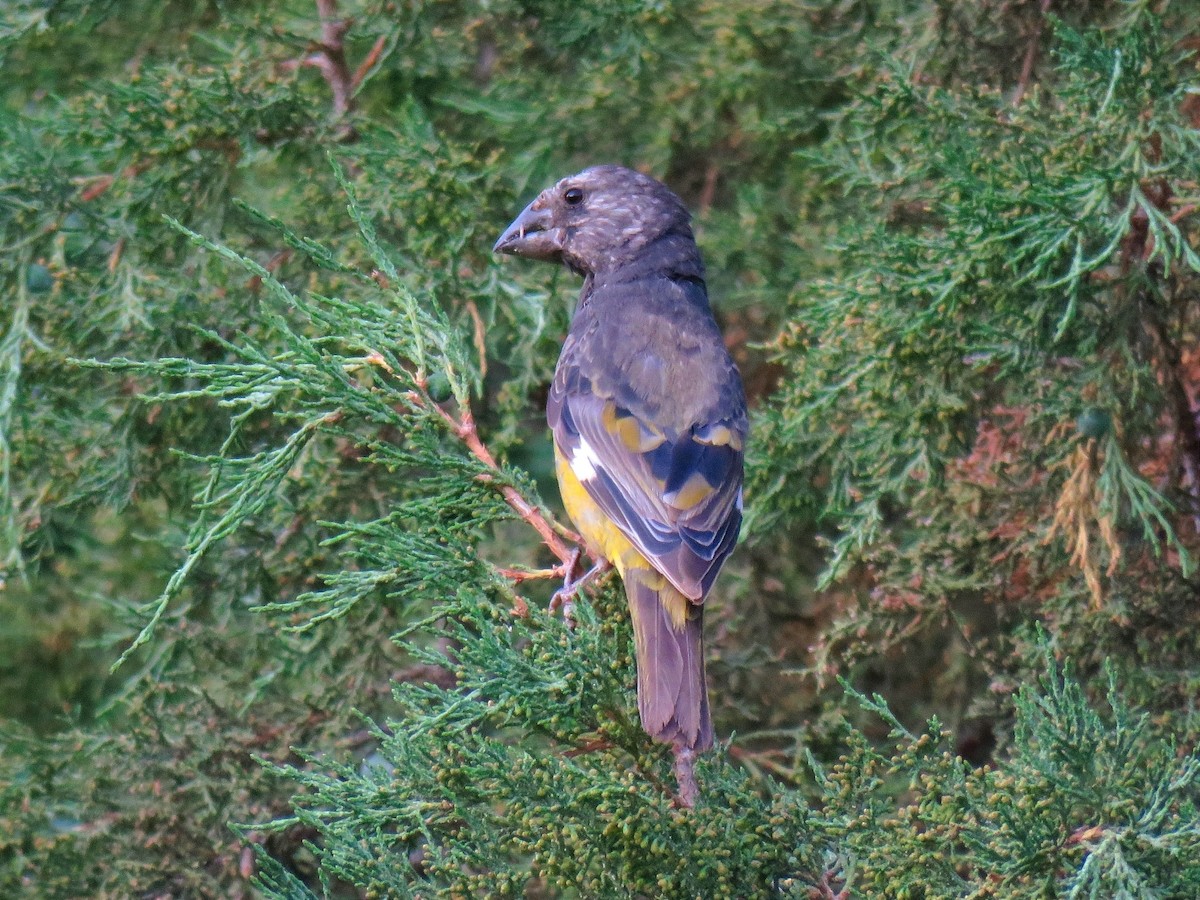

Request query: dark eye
[{"left": 564, "top": 187, "right": 584, "bottom": 206}]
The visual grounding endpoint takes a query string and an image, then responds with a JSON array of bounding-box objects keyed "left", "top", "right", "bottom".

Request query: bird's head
[{"left": 493, "top": 165, "right": 693, "bottom": 276}]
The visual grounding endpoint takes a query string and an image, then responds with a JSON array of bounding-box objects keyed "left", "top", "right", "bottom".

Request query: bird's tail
[{"left": 624, "top": 569, "right": 713, "bottom": 752}]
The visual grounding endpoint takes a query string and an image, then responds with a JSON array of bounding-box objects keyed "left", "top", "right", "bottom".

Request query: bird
[{"left": 493, "top": 165, "right": 747, "bottom": 795}]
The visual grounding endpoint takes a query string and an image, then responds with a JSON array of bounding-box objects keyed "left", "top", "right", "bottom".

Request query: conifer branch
[
  {"left": 672, "top": 745, "right": 700, "bottom": 808},
  {"left": 9, "top": 7, "right": 1200, "bottom": 897},
  {"left": 0, "top": 277, "right": 32, "bottom": 583},
  {"left": 111, "top": 411, "right": 334, "bottom": 671},
  {"left": 809, "top": 870, "right": 850, "bottom": 900},
  {"left": 351, "top": 35, "right": 388, "bottom": 92},
  {"left": 1139, "top": 293, "right": 1200, "bottom": 525},
  {"left": 415, "top": 376, "right": 583, "bottom": 572},
  {"left": 1013, "top": 0, "right": 1052, "bottom": 106},
  {"left": 1121, "top": 169, "right": 1200, "bottom": 524},
  {"left": 310, "top": 0, "right": 355, "bottom": 119}
]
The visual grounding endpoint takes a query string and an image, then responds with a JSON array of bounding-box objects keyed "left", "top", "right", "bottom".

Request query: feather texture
[
  {"left": 627, "top": 571, "right": 713, "bottom": 750},
  {"left": 497, "top": 165, "right": 746, "bottom": 753}
]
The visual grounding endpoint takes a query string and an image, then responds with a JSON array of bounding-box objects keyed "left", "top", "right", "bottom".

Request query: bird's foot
[
  {"left": 549, "top": 551, "right": 611, "bottom": 629},
  {"left": 548, "top": 548, "right": 581, "bottom": 621}
]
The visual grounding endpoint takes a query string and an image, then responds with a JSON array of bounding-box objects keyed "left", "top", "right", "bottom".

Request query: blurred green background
[{"left": 3, "top": 1, "right": 1200, "bottom": 897}]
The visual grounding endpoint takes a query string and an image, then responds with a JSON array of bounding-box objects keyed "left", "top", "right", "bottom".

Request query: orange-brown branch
[
  {"left": 421, "top": 384, "right": 583, "bottom": 567},
  {"left": 351, "top": 35, "right": 387, "bottom": 91},
  {"left": 1013, "top": 0, "right": 1052, "bottom": 107},
  {"left": 311, "top": 0, "right": 354, "bottom": 118}
]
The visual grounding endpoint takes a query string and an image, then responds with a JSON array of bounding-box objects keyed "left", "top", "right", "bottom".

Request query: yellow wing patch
[
  {"left": 601, "top": 401, "right": 666, "bottom": 453},
  {"left": 694, "top": 422, "right": 743, "bottom": 451},
  {"left": 663, "top": 471, "right": 715, "bottom": 510}
]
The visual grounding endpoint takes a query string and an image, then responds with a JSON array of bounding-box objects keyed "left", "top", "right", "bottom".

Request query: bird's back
[{"left": 561, "top": 263, "right": 744, "bottom": 439}]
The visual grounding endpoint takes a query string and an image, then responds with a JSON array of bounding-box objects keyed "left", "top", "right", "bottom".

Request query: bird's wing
[{"left": 548, "top": 280, "right": 745, "bottom": 602}]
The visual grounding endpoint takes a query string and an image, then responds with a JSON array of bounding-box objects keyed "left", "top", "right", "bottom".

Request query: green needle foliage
[{"left": 3, "top": 1, "right": 1200, "bottom": 898}]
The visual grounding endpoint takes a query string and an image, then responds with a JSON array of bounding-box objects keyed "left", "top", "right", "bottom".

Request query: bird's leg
[
  {"left": 549, "top": 551, "right": 611, "bottom": 628},
  {"left": 548, "top": 547, "right": 581, "bottom": 624}
]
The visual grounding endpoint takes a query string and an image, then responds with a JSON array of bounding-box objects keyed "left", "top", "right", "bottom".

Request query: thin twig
[
  {"left": 422, "top": 389, "right": 583, "bottom": 566},
  {"left": 1170, "top": 202, "right": 1198, "bottom": 224},
  {"left": 1013, "top": 0, "right": 1053, "bottom": 107},
  {"left": 630, "top": 748, "right": 688, "bottom": 807},
  {"left": 79, "top": 174, "right": 115, "bottom": 202},
  {"left": 351, "top": 34, "right": 388, "bottom": 91},
  {"left": 808, "top": 870, "right": 850, "bottom": 900},
  {"left": 285, "top": 0, "right": 357, "bottom": 125},
  {"left": 465, "top": 299, "right": 488, "bottom": 381},
  {"left": 672, "top": 744, "right": 699, "bottom": 809},
  {"left": 107, "top": 237, "right": 125, "bottom": 274},
  {"left": 562, "top": 737, "right": 616, "bottom": 757},
  {"left": 495, "top": 566, "right": 567, "bottom": 583},
  {"left": 698, "top": 163, "right": 719, "bottom": 214},
  {"left": 313, "top": 0, "right": 354, "bottom": 117}
]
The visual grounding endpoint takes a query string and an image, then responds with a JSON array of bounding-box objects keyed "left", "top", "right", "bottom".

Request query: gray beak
[{"left": 493, "top": 196, "right": 563, "bottom": 260}]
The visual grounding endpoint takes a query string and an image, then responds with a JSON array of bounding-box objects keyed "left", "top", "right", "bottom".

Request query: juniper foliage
[{"left": 3, "top": 1, "right": 1200, "bottom": 898}]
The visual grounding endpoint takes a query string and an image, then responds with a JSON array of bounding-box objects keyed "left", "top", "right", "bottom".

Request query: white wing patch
[{"left": 570, "top": 437, "right": 602, "bottom": 482}]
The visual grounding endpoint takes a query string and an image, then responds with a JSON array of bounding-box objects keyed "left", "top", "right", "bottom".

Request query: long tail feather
[{"left": 625, "top": 571, "right": 713, "bottom": 752}]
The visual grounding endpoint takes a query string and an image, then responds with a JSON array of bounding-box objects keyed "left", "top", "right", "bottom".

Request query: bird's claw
[
  {"left": 549, "top": 588, "right": 577, "bottom": 628},
  {"left": 549, "top": 549, "right": 582, "bottom": 628},
  {"left": 549, "top": 550, "right": 610, "bottom": 629}
]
